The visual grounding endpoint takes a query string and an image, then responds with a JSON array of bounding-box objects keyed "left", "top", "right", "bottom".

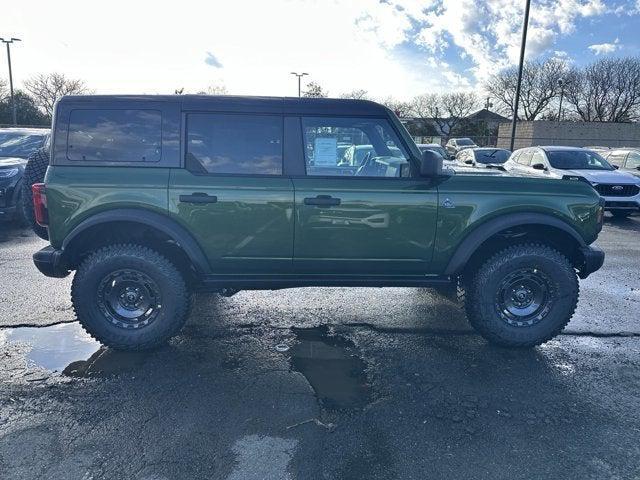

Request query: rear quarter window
[
  {"left": 185, "top": 113, "right": 283, "bottom": 175},
  {"left": 67, "top": 109, "right": 162, "bottom": 162}
]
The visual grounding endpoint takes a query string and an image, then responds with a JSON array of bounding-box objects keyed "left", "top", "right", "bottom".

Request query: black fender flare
[
  {"left": 443, "top": 212, "right": 587, "bottom": 276},
  {"left": 62, "top": 208, "right": 211, "bottom": 274}
]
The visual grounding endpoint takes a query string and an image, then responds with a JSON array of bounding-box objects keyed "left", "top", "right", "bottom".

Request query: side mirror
[
  {"left": 636, "top": 165, "right": 640, "bottom": 171},
  {"left": 420, "top": 150, "right": 443, "bottom": 177},
  {"left": 532, "top": 163, "right": 547, "bottom": 171},
  {"left": 613, "top": 165, "right": 619, "bottom": 169},
  {"left": 464, "top": 159, "right": 474, "bottom": 165}
]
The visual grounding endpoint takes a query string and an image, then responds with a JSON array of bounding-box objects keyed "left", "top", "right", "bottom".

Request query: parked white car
[
  {"left": 445, "top": 137, "right": 478, "bottom": 157},
  {"left": 504, "top": 146, "right": 640, "bottom": 218}
]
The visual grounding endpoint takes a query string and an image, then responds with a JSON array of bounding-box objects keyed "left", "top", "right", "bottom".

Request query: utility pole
[
  {"left": 557, "top": 78, "right": 567, "bottom": 123},
  {"left": 290, "top": 72, "right": 308, "bottom": 97},
  {"left": 509, "top": 0, "right": 531, "bottom": 151},
  {"left": 0, "top": 37, "right": 21, "bottom": 126}
]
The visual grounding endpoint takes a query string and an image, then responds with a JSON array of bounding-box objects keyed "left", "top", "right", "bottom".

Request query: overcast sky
[{"left": 2, "top": 0, "right": 639, "bottom": 99}]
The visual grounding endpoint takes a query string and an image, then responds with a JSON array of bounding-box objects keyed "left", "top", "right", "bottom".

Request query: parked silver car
[
  {"left": 445, "top": 137, "right": 478, "bottom": 157},
  {"left": 600, "top": 148, "right": 640, "bottom": 178},
  {"left": 504, "top": 146, "right": 640, "bottom": 218}
]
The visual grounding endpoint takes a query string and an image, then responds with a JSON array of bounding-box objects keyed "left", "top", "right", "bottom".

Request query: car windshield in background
[
  {"left": 547, "top": 150, "right": 613, "bottom": 171},
  {"left": 475, "top": 149, "right": 510, "bottom": 164},
  {"left": 420, "top": 145, "right": 447, "bottom": 158},
  {"left": 0, "top": 132, "right": 46, "bottom": 158},
  {"left": 457, "top": 138, "right": 475, "bottom": 146}
]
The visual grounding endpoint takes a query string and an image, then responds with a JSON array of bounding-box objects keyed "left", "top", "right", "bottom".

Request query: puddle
[
  {"left": 289, "top": 326, "right": 372, "bottom": 410},
  {"left": 0, "top": 322, "right": 146, "bottom": 377}
]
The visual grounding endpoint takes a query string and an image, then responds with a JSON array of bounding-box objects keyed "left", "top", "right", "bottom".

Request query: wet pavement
[{"left": 0, "top": 216, "right": 639, "bottom": 479}]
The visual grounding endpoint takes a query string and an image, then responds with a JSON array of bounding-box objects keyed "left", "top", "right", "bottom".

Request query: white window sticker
[{"left": 313, "top": 137, "right": 338, "bottom": 166}]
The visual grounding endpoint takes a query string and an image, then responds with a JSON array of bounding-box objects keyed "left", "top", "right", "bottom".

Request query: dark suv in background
[{"left": 0, "top": 127, "right": 50, "bottom": 224}]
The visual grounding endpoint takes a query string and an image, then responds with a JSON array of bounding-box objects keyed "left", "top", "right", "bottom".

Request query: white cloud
[
  {"left": 0, "top": 0, "right": 625, "bottom": 98},
  {"left": 588, "top": 38, "right": 621, "bottom": 54},
  {"left": 378, "top": 0, "right": 612, "bottom": 83}
]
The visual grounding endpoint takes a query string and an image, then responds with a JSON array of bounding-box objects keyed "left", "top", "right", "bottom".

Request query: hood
[
  {"left": 565, "top": 169, "right": 639, "bottom": 185},
  {"left": 0, "top": 157, "right": 27, "bottom": 168}
]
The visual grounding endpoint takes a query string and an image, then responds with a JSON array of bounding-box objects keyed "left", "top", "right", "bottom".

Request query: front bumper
[
  {"left": 601, "top": 194, "right": 640, "bottom": 212},
  {"left": 578, "top": 244, "right": 605, "bottom": 279},
  {"left": 33, "top": 246, "right": 70, "bottom": 278}
]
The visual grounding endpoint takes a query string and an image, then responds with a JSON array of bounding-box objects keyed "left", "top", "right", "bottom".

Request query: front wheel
[
  {"left": 465, "top": 244, "right": 578, "bottom": 348},
  {"left": 71, "top": 244, "right": 191, "bottom": 350}
]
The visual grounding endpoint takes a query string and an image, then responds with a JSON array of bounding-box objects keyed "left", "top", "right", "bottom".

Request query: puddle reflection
[
  {"left": 0, "top": 323, "right": 146, "bottom": 377},
  {"left": 290, "top": 326, "right": 372, "bottom": 410}
]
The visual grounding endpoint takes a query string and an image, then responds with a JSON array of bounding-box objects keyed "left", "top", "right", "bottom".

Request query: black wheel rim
[
  {"left": 494, "top": 267, "right": 554, "bottom": 327},
  {"left": 97, "top": 269, "right": 162, "bottom": 329}
]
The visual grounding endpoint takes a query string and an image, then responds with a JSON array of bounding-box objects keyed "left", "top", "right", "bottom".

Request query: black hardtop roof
[{"left": 58, "top": 95, "right": 392, "bottom": 117}]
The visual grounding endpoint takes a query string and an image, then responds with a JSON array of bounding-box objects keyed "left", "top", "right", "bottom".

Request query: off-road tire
[
  {"left": 465, "top": 243, "right": 578, "bottom": 348},
  {"left": 611, "top": 210, "right": 631, "bottom": 219},
  {"left": 71, "top": 244, "right": 191, "bottom": 351},
  {"left": 21, "top": 147, "right": 50, "bottom": 240}
]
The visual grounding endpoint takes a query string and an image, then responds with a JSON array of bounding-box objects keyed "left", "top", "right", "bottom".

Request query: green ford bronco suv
[{"left": 32, "top": 95, "right": 605, "bottom": 350}]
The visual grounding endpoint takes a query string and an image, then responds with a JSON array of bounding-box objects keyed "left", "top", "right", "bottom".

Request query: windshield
[
  {"left": 0, "top": 132, "right": 47, "bottom": 159},
  {"left": 547, "top": 150, "right": 613, "bottom": 171},
  {"left": 475, "top": 149, "right": 510, "bottom": 164},
  {"left": 456, "top": 138, "right": 475, "bottom": 146}
]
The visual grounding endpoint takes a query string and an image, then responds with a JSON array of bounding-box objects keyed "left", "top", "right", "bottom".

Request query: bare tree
[
  {"left": 0, "top": 78, "right": 7, "bottom": 101},
  {"left": 408, "top": 92, "right": 478, "bottom": 133},
  {"left": 564, "top": 57, "right": 640, "bottom": 122},
  {"left": 409, "top": 93, "right": 439, "bottom": 119},
  {"left": 24, "top": 73, "right": 88, "bottom": 119},
  {"left": 485, "top": 58, "right": 568, "bottom": 120},
  {"left": 303, "top": 81, "right": 328, "bottom": 98},
  {"left": 339, "top": 89, "right": 370, "bottom": 100},
  {"left": 439, "top": 92, "right": 479, "bottom": 132},
  {"left": 378, "top": 96, "right": 412, "bottom": 117},
  {"left": 197, "top": 84, "right": 228, "bottom": 95}
]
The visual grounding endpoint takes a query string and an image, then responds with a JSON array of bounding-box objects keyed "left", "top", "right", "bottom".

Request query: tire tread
[
  {"left": 71, "top": 244, "right": 191, "bottom": 350},
  {"left": 465, "top": 242, "right": 579, "bottom": 348}
]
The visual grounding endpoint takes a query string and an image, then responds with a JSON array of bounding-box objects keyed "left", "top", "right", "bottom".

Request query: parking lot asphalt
[{"left": 0, "top": 216, "right": 639, "bottom": 479}]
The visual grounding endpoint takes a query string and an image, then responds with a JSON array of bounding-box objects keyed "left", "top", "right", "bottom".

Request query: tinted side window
[
  {"left": 67, "top": 109, "right": 161, "bottom": 162},
  {"left": 186, "top": 114, "right": 282, "bottom": 175}
]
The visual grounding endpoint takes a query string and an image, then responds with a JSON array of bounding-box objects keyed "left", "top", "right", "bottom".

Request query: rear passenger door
[{"left": 169, "top": 112, "right": 294, "bottom": 274}]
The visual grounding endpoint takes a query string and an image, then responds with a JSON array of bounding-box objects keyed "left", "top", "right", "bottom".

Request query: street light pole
[
  {"left": 0, "top": 37, "right": 21, "bottom": 126},
  {"left": 509, "top": 0, "right": 531, "bottom": 151},
  {"left": 290, "top": 72, "right": 308, "bottom": 97},
  {"left": 557, "top": 78, "right": 566, "bottom": 123}
]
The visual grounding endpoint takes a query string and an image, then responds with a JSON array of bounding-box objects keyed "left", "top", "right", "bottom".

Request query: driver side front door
[{"left": 292, "top": 116, "right": 439, "bottom": 276}]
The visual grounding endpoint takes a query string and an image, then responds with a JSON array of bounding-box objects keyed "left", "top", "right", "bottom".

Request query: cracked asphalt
[{"left": 0, "top": 216, "right": 639, "bottom": 479}]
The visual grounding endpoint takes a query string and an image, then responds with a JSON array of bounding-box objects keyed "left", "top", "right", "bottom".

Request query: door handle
[
  {"left": 303, "top": 195, "right": 341, "bottom": 206},
  {"left": 179, "top": 192, "right": 218, "bottom": 204}
]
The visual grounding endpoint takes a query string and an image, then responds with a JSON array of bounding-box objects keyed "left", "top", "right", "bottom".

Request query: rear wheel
[
  {"left": 71, "top": 244, "right": 191, "bottom": 350},
  {"left": 465, "top": 243, "right": 578, "bottom": 347}
]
